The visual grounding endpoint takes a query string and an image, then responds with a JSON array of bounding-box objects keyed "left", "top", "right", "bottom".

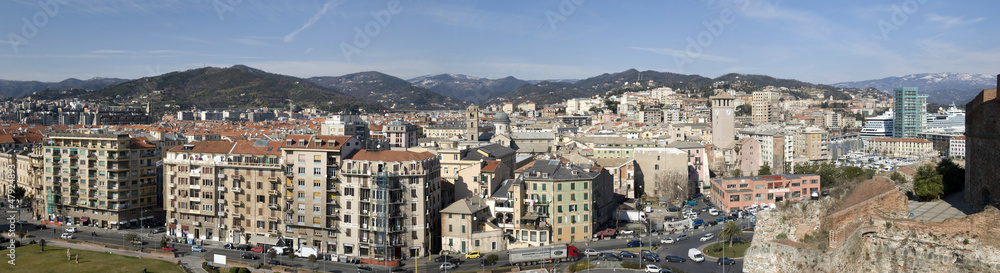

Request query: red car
[
  {"left": 161, "top": 247, "right": 175, "bottom": 252},
  {"left": 251, "top": 247, "right": 265, "bottom": 253}
]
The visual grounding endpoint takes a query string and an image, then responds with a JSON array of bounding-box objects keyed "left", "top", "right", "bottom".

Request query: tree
[
  {"left": 286, "top": 248, "right": 295, "bottom": 259},
  {"left": 731, "top": 169, "right": 743, "bottom": 177},
  {"left": 11, "top": 186, "right": 26, "bottom": 201},
  {"left": 736, "top": 104, "right": 751, "bottom": 116},
  {"left": 486, "top": 254, "right": 499, "bottom": 264},
  {"left": 604, "top": 100, "right": 620, "bottom": 114},
  {"left": 308, "top": 254, "right": 317, "bottom": 263},
  {"left": 913, "top": 165, "right": 944, "bottom": 201},
  {"left": 719, "top": 221, "right": 744, "bottom": 247},
  {"left": 890, "top": 172, "right": 907, "bottom": 184},
  {"left": 936, "top": 158, "right": 965, "bottom": 195},
  {"left": 758, "top": 164, "right": 772, "bottom": 176},
  {"left": 266, "top": 249, "right": 277, "bottom": 260}
]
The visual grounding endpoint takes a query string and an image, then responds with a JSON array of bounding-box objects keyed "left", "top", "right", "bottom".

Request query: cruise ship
[
  {"left": 926, "top": 104, "right": 965, "bottom": 133},
  {"left": 860, "top": 111, "right": 893, "bottom": 141}
]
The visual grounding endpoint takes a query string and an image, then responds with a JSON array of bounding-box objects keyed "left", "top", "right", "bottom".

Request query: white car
[
  {"left": 439, "top": 262, "right": 457, "bottom": 270},
  {"left": 700, "top": 233, "right": 715, "bottom": 242},
  {"left": 584, "top": 249, "right": 601, "bottom": 256},
  {"left": 660, "top": 237, "right": 675, "bottom": 244},
  {"left": 619, "top": 229, "right": 635, "bottom": 235},
  {"left": 60, "top": 233, "right": 75, "bottom": 239},
  {"left": 708, "top": 208, "right": 719, "bottom": 216},
  {"left": 645, "top": 264, "right": 661, "bottom": 273},
  {"left": 66, "top": 227, "right": 77, "bottom": 233}
]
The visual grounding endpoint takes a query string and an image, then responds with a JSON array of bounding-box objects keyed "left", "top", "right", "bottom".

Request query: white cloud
[
  {"left": 628, "top": 47, "right": 738, "bottom": 62},
  {"left": 91, "top": 50, "right": 129, "bottom": 54},
  {"left": 284, "top": 0, "right": 342, "bottom": 42},
  {"left": 926, "top": 13, "right": 985, "bottom": 28}
]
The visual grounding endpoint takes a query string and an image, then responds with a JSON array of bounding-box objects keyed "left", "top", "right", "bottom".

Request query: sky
[{"left": 0, "top": 0, "right": 996, "bottom": 84}]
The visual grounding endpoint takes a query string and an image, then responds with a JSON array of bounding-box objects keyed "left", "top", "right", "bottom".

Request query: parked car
[
  {"left": 251, "top": 246, "right": 265, "bottom": 253},
  {"left": 707, "top": 220, "right": 718, "bottom": 227},
  {"left": 700, "top": 233, "right": 715, "bottom": 242},
  {"left": 620, "top": 251, "right": 637, "bottom": 258},
  {"left": 641, "top": 253, "right": 660, "bottom": 263},
  {"left": 664, "top": 255, "right": 687, "bottom": 263},
  {"left": 718, "top": 257, "right": 737, "bottom": 265},
  {"left": 603, "top": 253, "right": 622, "bottom": 261},
  {"left": 65, "top": 227, "right": 77, "bottom": 233},
  {"left": 640, "top": 250, "right": 656, "bottom": 258},
  {"left": 235, "top": 244, "right": 251, "bottom": 251},
  {"left": 465, "top": 251, "right": 481, "bottom": 259},
  {"left": 660, "top": 237, "right": 675, "bottom": 244},
  {"left": 439, "top": 263, "right": 457, "bottom": 270},
  {"left": 584, "top": 249, "right": 601, "bottom": 256},
  {"left": 357, "top": 265, "right": 373, "bottom": 271},
  {"left": 619, "top": 229, "right": 635, "bottom": 235},
  {"left": 223, "top": 243, "right": 233, "bottom": 249},
  {"left": 191, "top": 245, "right": 205, "bottom": 252},
  {"left": 667, "top": 205, "right": 679, "bottom": 212},
  {"left": 448, "top": 257, "right": 462, "bottom": 264},
  {"left": 658, "top": 269, "right": 673, "bottom": 273},
  {"left": 626, "top": 240, "right": 641, "bottom": 247},
  {"left": 151, "top": 227, "right": 166, "bottom": 234},
  {"left": 434, "top": 255, "right": 452, "bottom": 263},
  {"left": 645, "top": 264, "right": 661, "bottom": 273},
  {"left": 241, "top": 253, "right": 259, "bottom": 260},
  {"left": 266, "top": 260, "right": 282, "bottom": 265},
  {"left": 708, "top": 208, "right": 719, "bottom": 216},
  {"left": 675, "top": 234, "right": 689, "bottom": 242},
  {"left": 60, "top": 233, "right": 75, "bottom": 239}
]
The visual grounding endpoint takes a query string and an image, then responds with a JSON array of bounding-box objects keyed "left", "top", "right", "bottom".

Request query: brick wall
[
  {"left": 966, "top": 84, "right": 1000, "bottom": 212},
  {"left": 822, "top": 177, "right": 907, "bottom": 248}
]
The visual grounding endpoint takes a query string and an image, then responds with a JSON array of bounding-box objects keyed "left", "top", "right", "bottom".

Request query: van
[
  {"left": 295, "top": 246, "right": 318, "bottom": 258},
  {"left": 688, "top": 248, "right": 705, "bottom": 263},
  {"left": 271, "top": 246, "right": 290, "bottom": 255}
]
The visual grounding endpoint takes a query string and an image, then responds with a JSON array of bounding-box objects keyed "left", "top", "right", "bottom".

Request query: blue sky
[{"left": 0, "top": 0, "right": 996, "bottom": 84}]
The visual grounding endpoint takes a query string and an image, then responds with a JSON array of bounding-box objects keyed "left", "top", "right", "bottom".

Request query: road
[{"left": 10, "top": 199, "right": 754, "bottom": 273}]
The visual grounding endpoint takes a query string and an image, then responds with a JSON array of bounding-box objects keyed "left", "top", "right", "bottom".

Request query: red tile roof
[{"left": 346, "top": 150, "right": 436, "bottom": 162}]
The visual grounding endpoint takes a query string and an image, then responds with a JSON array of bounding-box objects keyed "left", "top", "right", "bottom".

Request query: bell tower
[{"left": 466, "top": 104, "right": 480, "bottom": 141}]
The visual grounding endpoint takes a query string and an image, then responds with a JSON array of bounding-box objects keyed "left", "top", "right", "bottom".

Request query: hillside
[
  {"left": 29, "top": 65, "right": 383, "bottom": 117},
  {"left": 483, "top": 69, "right": 868, "bottom": 105},
  {"left": 832, "top": 73, "right": 996, "bottom": 105},
  {"left": 408, "top": 74, "right": 529, "bottom": 103},
  {"left": 0, "top": 77, "right": 128, "bottom": 98},
  {"left": 309, "top": 72, "right": 464, "bottom": 110}
]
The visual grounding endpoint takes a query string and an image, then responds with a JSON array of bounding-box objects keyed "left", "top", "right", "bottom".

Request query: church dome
[{"left": 493, "top": 111, "right": 511, "bottom": 123}]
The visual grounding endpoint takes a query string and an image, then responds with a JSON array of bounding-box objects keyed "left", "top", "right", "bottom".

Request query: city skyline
[{"left": 1, "top": 0, "right": 996, "bottom": 84}]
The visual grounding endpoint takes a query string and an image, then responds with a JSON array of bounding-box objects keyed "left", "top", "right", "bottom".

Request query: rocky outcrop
[{"left": 745, "top": 182, "right": 1000, "bottom": 272}]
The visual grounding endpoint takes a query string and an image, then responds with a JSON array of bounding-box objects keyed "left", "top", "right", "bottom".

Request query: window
[
  {"left": 570, "top": 183, "right": 575, "bottom": 190},
  {"left": 654, "top": 164, "right": 659, "bottom": 170}
]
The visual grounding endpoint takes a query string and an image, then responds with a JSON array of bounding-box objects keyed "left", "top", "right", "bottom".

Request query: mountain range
[
  {"left": 832, "top": 73, "right": 997, "bottom": 105},
  {"left": 0, "top": 77, "right": 129, "bottom": 98},
  {"left": 6, "top": 67, "right": 990, "bottom": 114}
]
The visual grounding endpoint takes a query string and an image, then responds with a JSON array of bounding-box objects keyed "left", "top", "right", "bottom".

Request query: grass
[
  {"left": 6, "top": 244, "right": 185, "bottom": 273},
  {"left": 702, "top": 241, "right": 751, "bottom": 258}
]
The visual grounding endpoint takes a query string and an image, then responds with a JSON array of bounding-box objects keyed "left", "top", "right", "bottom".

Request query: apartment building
[
  {"left": 440, "top": 197, "right": 505, "bottom": 254},
  {"left": 949, "top": 136, "right": 965, "bottom": 158},
  {"left": 512, "top": 160, "right": 614, "bottom": 245},
  {"left": 385, "top": 121, "right": 418, "bottom": 148},
  {"left": 867, "top": 138, "right": 936, "bottom": 159},
  {"left": 751, "top": 91, "right": 780, "bottom": 124},
  {"left": 339, "top": 149, "right": 441, "bottom": 264},
  {"left": 280, "top": 135, "right": 361, "bottom": 255},
  {"left": 709, "top": 174, "right": 821, "bottom": 213},
  {"left": 43, "top": 132, "right": 159, "bottom": 229}
]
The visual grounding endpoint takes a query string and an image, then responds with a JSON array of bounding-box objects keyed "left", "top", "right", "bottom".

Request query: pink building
[{"left": 709, "top": 174, "right": 821, "bottom": 213}]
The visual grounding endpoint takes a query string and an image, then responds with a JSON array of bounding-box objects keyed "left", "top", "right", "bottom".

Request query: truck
[
  {"left": 688, "top": 248, "right": 705, "bottom": 263},
  {"left": 508, "top": 244, "right": 580, "bottom": 266},
  {"left": 295, "top": 246, "right": 318, "bottom": 258},
  {"left": 617, "top": 210, "right": 646, "bottom": 222}
]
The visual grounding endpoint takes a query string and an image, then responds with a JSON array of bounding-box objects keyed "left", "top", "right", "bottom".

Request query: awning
[
  {"left": 169, "top": 224, "right": 176, "bottom": 228},
  {"left": 327, "top": 242, "right": 337, "bottom": 245},
  {"left": 81, "top": 217, "right": 89, "bottom": 222},
  {"left": 181, "top": 225, "right": 188, "bottom": 230},
  {"left": 109, "top": 221, "right": 118, "bottom": 224},
  {"left": 130, "top": 219, "right": 138, "bottom": 223},
  {"left": 248, "top": 235, "right": 279, "bottom": 246},
  {"left": 343, "top": 243, "right": 354, "bottom": 247},
  {"left": 521, "top": 214, "right": 540, "bottom": 221}
]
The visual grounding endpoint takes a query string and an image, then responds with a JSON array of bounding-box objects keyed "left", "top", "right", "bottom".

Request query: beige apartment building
[
  {"left": 43, "top": 132, "right": 159, "bottom": 229},
  {"left": 440, "top": 197, "right": 505, "bottom": 254},
  {"left": 752, "top": 91, "right": 780, "bottom": 124},
  {"left": 339, "top": 149, "right": 441, "bottom": 264}
]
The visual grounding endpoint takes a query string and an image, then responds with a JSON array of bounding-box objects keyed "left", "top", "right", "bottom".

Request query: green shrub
[
  {"left": 621, "top": 262, "right": 642, "bottom": 269},
  {"left": 249, "top": 262, "right": 263, "bottom": 269},
  {"left": 486, "top": 254, "right": 499, "bottom": 264},
  {"left": 229, "top": 267, "right": 243, "bottom": 273},
  {"left": 776, "top": 233, "right": 788, "bottom": 239},
  {"left": 238, "top": 268, "right": 250, "bottom": 273}
]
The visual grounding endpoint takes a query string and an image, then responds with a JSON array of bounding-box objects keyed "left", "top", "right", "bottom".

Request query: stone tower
[
  {"left": 711, "top": 92, "right": 736, "bottom": 148},
  {"left": 466, "top": 104, "right": 480, "bottom": 141}
]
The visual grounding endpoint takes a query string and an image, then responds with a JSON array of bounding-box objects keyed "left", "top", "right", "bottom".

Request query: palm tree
[{"left": 720, "top": 221, "right": 743, "bottom": 247}]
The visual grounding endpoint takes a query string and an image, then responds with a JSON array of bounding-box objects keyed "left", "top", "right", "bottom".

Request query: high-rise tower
[{"left": 711, "top": 92, "right": 736, "bottom": 148}]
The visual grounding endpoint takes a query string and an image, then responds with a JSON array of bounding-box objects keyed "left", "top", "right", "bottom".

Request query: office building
[{"left": 892, "top": 87, "right": 927, "bottom": 138}]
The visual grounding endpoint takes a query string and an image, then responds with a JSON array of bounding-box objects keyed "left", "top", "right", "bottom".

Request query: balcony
[
  {"left": 219, "top": 211, "right": 226, "bottom": 217},
  {"left": 190, "top": 197, "right": 201, "bottom": 202},
  {"left": 193, "top": 221, "right": 201, "bottom": 227},
  {"left": 268, "top": 203, "right": 280, "bottom": 210},
  {"left": 269, "top": 177, "right": 280, "bottom": 183},
  {"left": 218, "top": 199, "right": 226, "bottom": 205},
  {"left": 232, "top": 187, "right": 243, "bottom": 193},
  {"left": 217, "top": 186, "right": 226, "bottom": 192},
  {"left": 167, "top": 171, "right": 175, "bottom": 176},
  {"left": 189, "top": 184, "right": 201, "bottom": 190},
  {"left": 218, "top": 174, "right": 226, "bottom": 179},
  {"left": 168, "top": 194, "right": 175, "bottom": 200},
  {"left": 234, "top": 201, "right": 245, "bottom": 207},
  {"left": 169, "top": 218, "right": 176, "bottom": 223}
]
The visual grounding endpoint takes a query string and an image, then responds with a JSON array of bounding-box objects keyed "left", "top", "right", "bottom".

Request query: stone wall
[
  {"left": 822, "top": 178, "right": 908, "bottom": 248},
  {"left": 965, "top": 82, "right": 1000, "bottom": 212}
]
